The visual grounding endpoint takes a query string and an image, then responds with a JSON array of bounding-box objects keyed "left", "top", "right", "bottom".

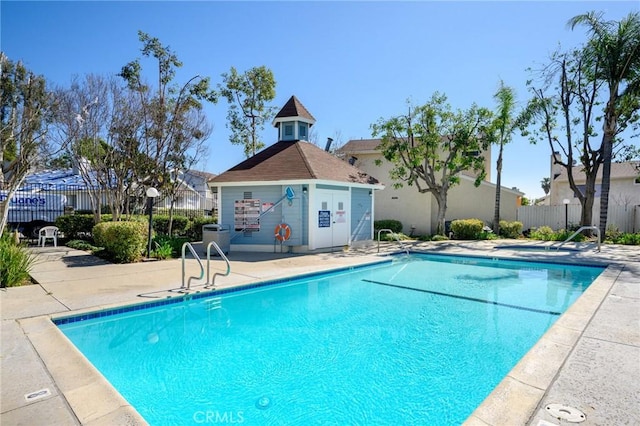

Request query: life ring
[{"left": 274, "top": 223, "right": 291, "bottom": 242}]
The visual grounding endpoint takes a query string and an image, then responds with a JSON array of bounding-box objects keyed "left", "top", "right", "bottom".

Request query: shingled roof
[
  {"left": 555, "top": 161, "right": 640, "bottom": 181},
  {"left": 210, "top": 140, "right": 379, "bottom": 185},
  {"left": 339, "top": 139, "right": 383, "bottom": 153},
  {"left": 274, "top": 95, "right": 316, "bottom": 123}
]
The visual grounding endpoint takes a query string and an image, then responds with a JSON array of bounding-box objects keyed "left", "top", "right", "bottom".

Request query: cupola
[{"left": 272, "top": 95, "right": 316, "bottom": 142}]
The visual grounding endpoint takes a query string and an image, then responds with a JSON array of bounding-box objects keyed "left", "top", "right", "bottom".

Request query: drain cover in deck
[{"left": 545, "top": 404, "right": 586, "bottom": 423}]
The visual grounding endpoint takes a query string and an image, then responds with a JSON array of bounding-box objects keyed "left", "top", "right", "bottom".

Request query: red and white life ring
[{"left": 274, "top": 223, "right": 291, "bottom": 242}]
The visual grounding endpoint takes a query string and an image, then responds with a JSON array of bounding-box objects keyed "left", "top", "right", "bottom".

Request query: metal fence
[
  {"left": 2, "top": 182, "right": 217, "bottom": 227},
  {"left": 516, "top": 204, "right": 639, "bottom": 233}
]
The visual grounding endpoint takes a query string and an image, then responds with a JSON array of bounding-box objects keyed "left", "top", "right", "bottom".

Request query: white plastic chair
[{"left": 38, "top": 226, "right": 59, "bottom": 247}]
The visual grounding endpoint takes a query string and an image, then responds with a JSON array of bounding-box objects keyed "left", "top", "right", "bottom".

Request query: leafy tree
[
  {"left": 219, "top": 66, "right": 276, "bottom": 157},
  {"left": 569, "top": 11, "right": 640, "bottom": 237},
  {"left": 119, "top": 31, "right": 217, "bottom": 234},
  {"left": 541, "top": 177, "right": 551, "bottom": 195},
  {"left": 371, "top": 93, "right": 493, "bottom": 235},
  {"left": 488, "top": 82, "right": 524, "bottom": 235},
  {"left": 0, "top": 53, "right": 51, "bottom": 235}
]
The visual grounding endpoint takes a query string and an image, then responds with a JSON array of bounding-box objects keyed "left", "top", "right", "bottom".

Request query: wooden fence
[{"left": 516, "top": 204, "right": 639, "bottom": 233}]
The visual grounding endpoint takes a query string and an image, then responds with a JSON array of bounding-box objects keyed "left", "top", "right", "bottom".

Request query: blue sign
[
  {"left": 285, "top": 186, "right": 295, "bottom": 201},
  {"left": 318, "top": 210, "right": 331, "bottom": 228}
]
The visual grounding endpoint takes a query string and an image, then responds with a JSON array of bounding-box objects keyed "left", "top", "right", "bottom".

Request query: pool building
[{"left": 209, "top": 96, "right": 383, "bottom": 253}]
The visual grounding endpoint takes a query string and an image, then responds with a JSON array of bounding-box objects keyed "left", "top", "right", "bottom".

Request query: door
[{"left": 314, "top": 189, "right": 349, "bottom": 249}]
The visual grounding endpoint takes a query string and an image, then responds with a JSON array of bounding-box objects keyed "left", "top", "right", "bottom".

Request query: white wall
[
  {"left": 355, "top": 153, "right": 521, "bottom": 235},
  {"left": 517, "top": 204, "right": 638, "bottom": 233}
]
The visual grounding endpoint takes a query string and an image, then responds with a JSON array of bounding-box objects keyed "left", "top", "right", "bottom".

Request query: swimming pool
[{"left": 55, "top": 253, "right": 604, "bottom": 425}]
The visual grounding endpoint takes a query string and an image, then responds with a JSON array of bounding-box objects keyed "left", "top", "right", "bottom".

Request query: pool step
[{"left": 204, "top": 297, "right": 222, "bottom": 311}]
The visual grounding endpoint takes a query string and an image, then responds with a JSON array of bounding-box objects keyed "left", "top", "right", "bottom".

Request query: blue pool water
[{"left": 56, "top": 254, "right": 604, "bottom": 425}]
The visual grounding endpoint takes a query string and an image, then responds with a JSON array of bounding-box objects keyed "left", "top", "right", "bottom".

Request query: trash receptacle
[{"left": 202, "top": 224, "right": 230, "bottom": 255}]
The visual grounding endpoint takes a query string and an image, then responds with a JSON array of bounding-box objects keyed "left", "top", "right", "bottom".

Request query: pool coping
[
  {"left": 463, "top": 262, "right": 622, "bottom": 426},
  {"left": 4, "top": 241, "right": 637, "bottom": 425}
]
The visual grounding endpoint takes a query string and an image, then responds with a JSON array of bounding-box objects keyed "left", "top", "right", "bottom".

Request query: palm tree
[
  {"left": 491, "top": 82, "right": 518, "bottom": 235},
  {"left": 569, "top": 11, "right": 640, "bottom": 237},
  {"left": 541, "top": 177, "right": 551, "bottom": 195}
]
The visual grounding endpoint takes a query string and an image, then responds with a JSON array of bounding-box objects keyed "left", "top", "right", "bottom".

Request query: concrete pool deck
[{"left": 1, "top": 240, "right": 638, "bottom": 425}]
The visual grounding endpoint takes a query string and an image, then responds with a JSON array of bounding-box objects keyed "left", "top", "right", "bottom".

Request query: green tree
[
  {"left": 219, "top": 66, "right": 276, "bottom": 157},
  {"left": 0, "top": 53, "right": 51, "bottom": 235},
  {"left": 488, "top": 82, "right": 523, "bottom": 235},
  {"left": 119, "top": 31, "right": 217, "bottom": 235},
  {"left": 569, "top": 11, "right": 640, "bottom": 237},
  {"left": 541, "top": 177, "right": 551, "bottom": 195},
  {"left": 371, "top": 93, "right": 493, "bottom": 235}
]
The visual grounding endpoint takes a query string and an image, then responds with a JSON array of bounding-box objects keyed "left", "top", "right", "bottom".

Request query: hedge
[
  {"left": 374, "top": 219, "right": 403, "bottom": 234},
  {"left": 55, "top": 215, "right": 96, "bottom": 240}
]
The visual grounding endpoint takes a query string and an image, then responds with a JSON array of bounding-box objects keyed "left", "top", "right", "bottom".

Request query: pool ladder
[
  {"left": 377, "top": 229, "right": 409, "bottom": 254},
  {"left": 181, "top": 242, "right": 231, "bottom": 291},
  {"left": 555, "top": 225, "right": 601, "bottom": 252}
]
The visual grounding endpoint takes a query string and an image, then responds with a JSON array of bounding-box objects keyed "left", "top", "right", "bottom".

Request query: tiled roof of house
[
  {"left": 274, "top": 96, "right": 315, "bottom": 123},
  {"left": 210, "top": 140, "right": 380, "bottom": 185},
  {"left": 555, "top": 161, "right": 639, "bottom": 181}
]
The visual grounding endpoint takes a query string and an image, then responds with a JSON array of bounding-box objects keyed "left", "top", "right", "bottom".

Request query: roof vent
[{"left": 325, "top": 137, "right": 333, "bottom": 152}]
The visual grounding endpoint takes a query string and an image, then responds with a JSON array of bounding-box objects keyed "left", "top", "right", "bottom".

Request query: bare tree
[{"left": 0, "top": 53, "right": 51, "bottom": 235}]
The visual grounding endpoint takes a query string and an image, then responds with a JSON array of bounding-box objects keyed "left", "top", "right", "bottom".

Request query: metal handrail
[
  {"left": 181, "top": 242, "right": 204, "bottom": 290},
  {"left": 206, "top": 241, "right": 231, "bottom": 287},
  {"left": 377, "top": 228, "right": 409, "bottom": 254},
  {"left": 556, "top": 225, "right": 601, "bottom": 252}
]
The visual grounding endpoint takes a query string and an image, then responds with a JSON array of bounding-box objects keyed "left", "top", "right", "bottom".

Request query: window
[
  {"left": 284, "top": 125, "right": 293, "bottom": 137},
  {"left": 299, "top": 124, "right": 307, "bottom": 139},
  {"left": 575, "top": 184, "right": 601, "bottom": 197}
]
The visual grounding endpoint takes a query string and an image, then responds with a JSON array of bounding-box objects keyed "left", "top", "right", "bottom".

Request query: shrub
[
  {"left": 93, "top": 221, "right": 148, "bottom": 263},
  {"left": 378, "top": 232, "right": 411, "bottom": 242},
  {"left": 450, "top": 219, "right": 484, "bottom": 240},
  {"left": 529, "top": 226, "right": 589, "bottom": 242},
  {"left": 479, "top": 230, "right": 499, "bottom": 240},
  {"left": 152, "top": 215, "right": 190, "bottom": 236},
  {"left": 605, "top": 225, "right": 623, "bottom": 243},
  {"left": 153, "top": 234, "right": 191, "bottom": 257},
  {"left": 529, "top": 226, "right": 556, "bottom": 241},
  {"left": 609, "top": 232, "right": 640, "bottom": 245},
  {"left": 186, "top": 216, "right": 218, "bottom": 241},
  {"left": 499, "top": 220, "right": 523, "bottom": 239},
  {"left": 66, "top": 239, "right": 101, "bottom": 252},
  {"left": 0, "top": 233, "right": 36, "bottom": 287},
  {"left": 554, "top": 229, "right": 586, "bottom": 242},
  {"left": 374, "top": 219, "right": 403, "bottom": 234},
  {"left": 151, "top": 240, "right": 174, "bottom": 260},
  {"left": 431, "top": 234, "right": 449, "bottom": 242},
  {"left": 55, "top": 214, "right": 96, "bottom": 240}
]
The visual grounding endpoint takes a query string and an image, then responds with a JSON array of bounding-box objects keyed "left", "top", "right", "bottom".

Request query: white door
[{"left": 314, "top": 189, "right": 349, "bottom": 249}]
